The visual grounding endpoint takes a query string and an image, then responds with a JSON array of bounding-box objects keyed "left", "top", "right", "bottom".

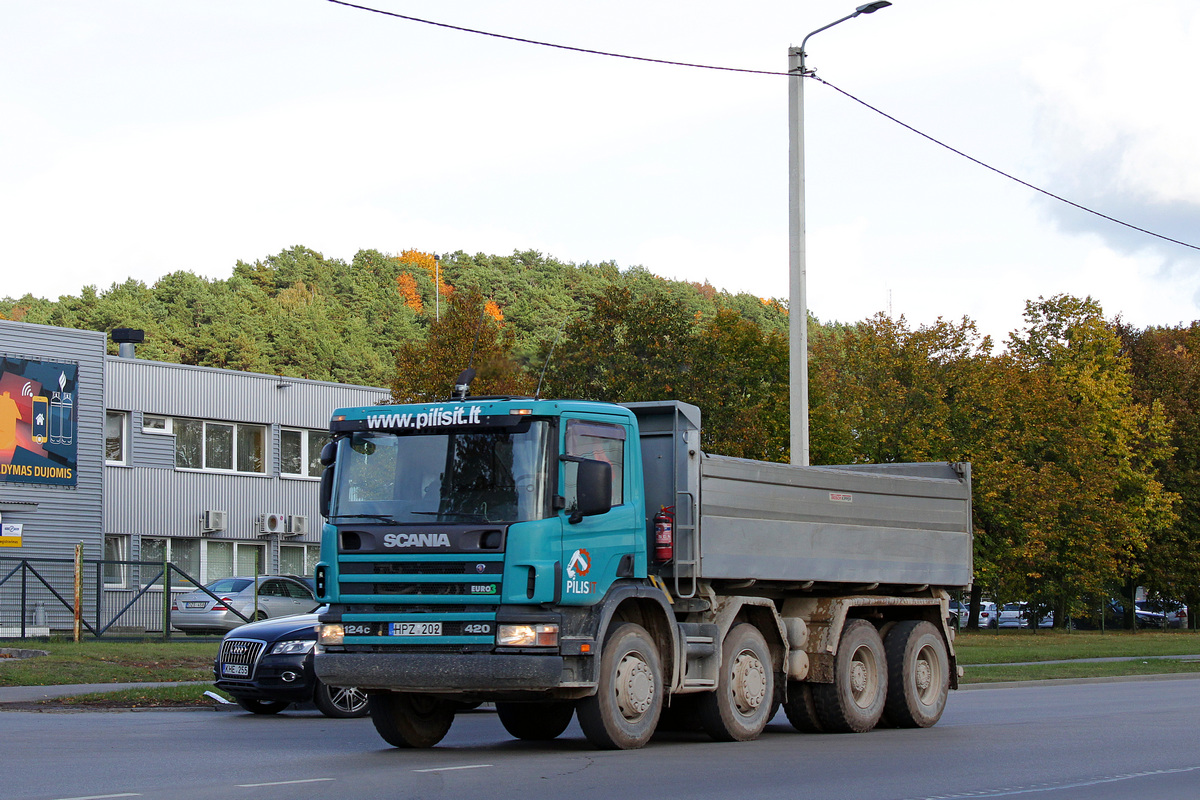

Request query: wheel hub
[
  {"left": 850, "top": 661, "right": 869, "bottom": 694},
  {"left": 615, "top": 652, "right": 654, "bottom": 719},
  {"left": 732, "top": 650, "right": 767, "bottom": 714},
  {"left": 914, "top": 659, "right": 932, "bottom": 692}
]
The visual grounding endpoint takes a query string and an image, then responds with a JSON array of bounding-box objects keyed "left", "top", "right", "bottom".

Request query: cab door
[{"left": 558, "top": 416, "right": 639, "bottom": 606}]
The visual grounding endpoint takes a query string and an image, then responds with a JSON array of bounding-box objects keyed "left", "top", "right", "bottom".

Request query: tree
[
  {"left": 994, "top": 296, "right": 1176, "bottom": 625},
  {"left": 1120, "top": 322, "right": 1200, "bottom": 625},
  {"left": 391, "top": 289, "right": 532, "bottom": 403}
]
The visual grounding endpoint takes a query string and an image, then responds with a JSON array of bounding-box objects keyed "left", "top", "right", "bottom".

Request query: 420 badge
[{"left": 565, "top": 549, "right": 597, "bottom": 596}]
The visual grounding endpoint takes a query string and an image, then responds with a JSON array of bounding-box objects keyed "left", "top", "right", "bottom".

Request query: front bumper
[
  {"left": 315, "top": 652, "right": 565, "bottom": 692},
  {"left": 213, "top": 653, "right": 315, "bottom": 702}
]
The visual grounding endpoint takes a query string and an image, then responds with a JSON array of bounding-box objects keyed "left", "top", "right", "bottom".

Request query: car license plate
[
  {"left": 222, "top": 664, "right": 249, "bottom": 677},
  {"left": 185, "top": 602, "right": 207, "bottom": 609},
  {"left": 390, "top": 622, "right": 442, "bottom": 636}
]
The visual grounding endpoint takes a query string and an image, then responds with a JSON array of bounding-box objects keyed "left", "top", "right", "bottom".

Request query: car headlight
[
  {"left": 317, "top": 623, "right": 345, "bottom": 646},
  {"left": 497, "top": 623, "right": 558, "bottom": 648},
  {"left": 269, "top": 640, "right": 316, "bottom": 656}
]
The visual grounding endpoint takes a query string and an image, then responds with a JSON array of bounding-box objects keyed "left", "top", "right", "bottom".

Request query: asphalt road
[{"left": 5, "top": 677, "right": 1200, "bottom": 800}]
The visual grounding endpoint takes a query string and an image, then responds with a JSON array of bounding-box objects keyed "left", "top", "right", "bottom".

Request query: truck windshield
[{"left": 329, "top": 421, "right": 552, "bottom": 524}]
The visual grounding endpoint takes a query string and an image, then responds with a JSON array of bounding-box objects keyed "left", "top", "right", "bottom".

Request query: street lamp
[{"left": 788, "top": 2, "right": 890, "bottom": 466}]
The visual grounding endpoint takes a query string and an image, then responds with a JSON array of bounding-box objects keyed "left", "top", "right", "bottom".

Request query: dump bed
[{"left": 626, "top": 401, "right": 973, "bottom": 591}]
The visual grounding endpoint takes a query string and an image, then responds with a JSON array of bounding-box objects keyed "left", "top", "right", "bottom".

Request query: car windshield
[
  {"left": 206, "top": 578, "right": 253, "bottom": 594},
  {"left": 329, "top": 421, "right": 553, "bottom": 524}
]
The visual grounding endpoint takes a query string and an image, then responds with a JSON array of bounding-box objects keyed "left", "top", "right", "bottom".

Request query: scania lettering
[
  {"left": 314, "top": 397, "right": 973, "bottom": 750},
  {"left": 382, "top": 533, "right": 452, "bottom": 548}
]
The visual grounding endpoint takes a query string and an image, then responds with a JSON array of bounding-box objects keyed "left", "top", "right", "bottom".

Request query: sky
[{"left": 3, "top": 1, "right": 1199, "bottom": 344}]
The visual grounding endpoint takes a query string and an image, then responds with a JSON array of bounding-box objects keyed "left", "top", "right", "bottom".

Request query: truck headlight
[
  {"left": 497, "top": 623, "right": 558, "bottom": 647},
  {"left": 317, "top": 623, "right": 345, "bottom": 645},
  {"left": 269, "top": 639, "right": 316, "bottom": 656}
]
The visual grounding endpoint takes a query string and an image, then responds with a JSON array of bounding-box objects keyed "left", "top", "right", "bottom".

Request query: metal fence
[{"left": 0, "top": 555, "right": 216, "bottom": 639}]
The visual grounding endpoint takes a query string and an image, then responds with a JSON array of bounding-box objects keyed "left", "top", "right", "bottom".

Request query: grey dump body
[{"left": 626, "top": 401, "right": 973, "bottom": 595}]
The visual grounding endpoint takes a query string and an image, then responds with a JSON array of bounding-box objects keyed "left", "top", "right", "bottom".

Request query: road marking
[
  {"left": 236, "top": 778, "right": 336, "bottom": 788},
  {"left": 52, "top": 795, "right": 141, "bottom": 800},
  {"left": 412, "top": 764, "right": 494, "bottom": 773}
]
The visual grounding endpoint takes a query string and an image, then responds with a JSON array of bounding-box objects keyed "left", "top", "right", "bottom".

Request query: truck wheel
[
  {"left": 812, "top": 618, "right": 887, "bottom": 733},
  {"left": 313, "top": 680, "right": 369, "bottom": 718},
  {"left": 236, "top": 698, "right": 289, "bottom": 715},
  {"left": 367, "top": 692, "right": 456, "bottom": 748},
  {"left": 577, "top": 622, "right": 663, "bottom": 749},
  {"left": 883, "top": 620, "right": 948, "bottom": 728},
  {"left": 698, "top": 623, "right": 774, "bottom": 742},
  {"left": 782, "top": 680, "right": 824, "bottom": 733},
  {"left": 496, "top": 701, "right": 576, "bottom": 741}
]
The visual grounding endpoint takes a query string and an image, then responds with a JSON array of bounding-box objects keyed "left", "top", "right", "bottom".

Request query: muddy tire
[
  {"left": 368, "top": 692, "right": 456, "bottom": 748},
  {"left": 883, "top": 620, "right": 949, "bottom": 728},
  {"left": 698, "top": 623, "right": 774, "bottom": 742},
  {"left": 812, "top": 619, "right": 887, "bottom": 733},
  {"left": 782, "top": 680, "right": 824, "bottom": 732},
  {"left": 577, "top": 622, "right": 663, "bottom": 749},
  {"left": 496, "top": 701, "right": 576, "bottom": 741}
]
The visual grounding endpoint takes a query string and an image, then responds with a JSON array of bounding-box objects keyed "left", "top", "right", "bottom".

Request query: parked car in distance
[
  {"left": 948, "top": 599, "right": 969, "bottom": 628},
  {"left": 978, "top": 602, "right": 997, "bottom": 628},
  {"left": 172, "top": 575, "right": 320, "bottom": 634},
  {"left": 996, "top": 602, "right": 1053, "bottom": 629},
  {"left": 1135, "top": 600, "right": 1189, "bottom": 629},
  {"left": 213, "top": 608, "right": 369, "bottom": 718}
]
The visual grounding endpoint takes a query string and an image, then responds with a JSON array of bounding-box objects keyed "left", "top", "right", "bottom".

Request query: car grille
[{"left": 219, "top": 638, "right": 266, "bottom": 678}]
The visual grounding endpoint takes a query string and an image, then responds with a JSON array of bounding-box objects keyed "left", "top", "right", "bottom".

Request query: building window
[
  {"left": 140, "top": 536, "right": 201, "bottom": 586},
  {"left": 281, "top": 428, "right": 331, "bottom": 477},
  {"left": 105, "top": 411, "right": 127, "bottom": 464},
  {"left": 205, "top": 540, "right": 266, "bottom": 581},
  {"left": 142, "top": 414, "right": 170, "bottom": 434},
  {"left": 280, "top": 544, "right": 319, "bottom": 576},
  {"left": 104, "top": 535, "right": 129, "bottom": 586},
  {"left": 172, "top": 417, "right": 267, "bottom": 474}
]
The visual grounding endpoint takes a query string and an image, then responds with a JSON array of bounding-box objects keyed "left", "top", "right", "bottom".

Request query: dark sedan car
[{"left": 213, "top": 610, "right": 368, "bottom": 718}]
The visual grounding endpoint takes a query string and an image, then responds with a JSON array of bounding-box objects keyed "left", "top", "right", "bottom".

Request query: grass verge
[
  {"left": 953, "top": 629, "right": 1200, "bottom": 664},
  {"left": 0, "top": 639, "right": 217, "bottom": 686}
]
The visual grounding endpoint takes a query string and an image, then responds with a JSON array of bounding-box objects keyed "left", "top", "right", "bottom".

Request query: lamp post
[{"left": 789, "top": 1, "right": 890, "bottom": 466}]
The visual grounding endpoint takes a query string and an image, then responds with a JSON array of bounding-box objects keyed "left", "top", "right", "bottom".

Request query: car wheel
[
  {"left": 313, "top": 680, "right": 369, "bottom": 718},
  {"left": 236, "top": 698, "right": 290, "bottom": 715}
]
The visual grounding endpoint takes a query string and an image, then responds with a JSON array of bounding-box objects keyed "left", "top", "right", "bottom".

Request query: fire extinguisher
[{"left": 654, "top": 505, "right": 675, "bottom": 563}]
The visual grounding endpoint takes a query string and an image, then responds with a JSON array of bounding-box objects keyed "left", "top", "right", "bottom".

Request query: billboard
[{"left": 0, "top": 357, "right": 78, "bottom": 486}]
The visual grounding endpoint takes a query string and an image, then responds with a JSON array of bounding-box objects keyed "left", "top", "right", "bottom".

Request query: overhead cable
[{"left": 327, "top": 0, "right": 1200, "bottom": 253}]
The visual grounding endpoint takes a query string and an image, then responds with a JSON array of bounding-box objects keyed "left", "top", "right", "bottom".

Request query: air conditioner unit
[
  {"left": 201, "top": 510, "right": 227, "bottom": 533},
  {"left": 259, "top": 512, "right": 286, "bottom": 535},
  {"left": 285, "top": 515, "right": 309, "bottom": 536}
]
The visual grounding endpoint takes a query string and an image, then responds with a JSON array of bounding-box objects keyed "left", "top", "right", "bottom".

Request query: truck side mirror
[
  {"left": 320, "top": 440, "right": 337, "bottom": 467},
  {"left": 319, "top": 466, "right": 333, "bottom": 519},
  {"left": 562, "top": 457, "right": 612, "bottom": 524}
]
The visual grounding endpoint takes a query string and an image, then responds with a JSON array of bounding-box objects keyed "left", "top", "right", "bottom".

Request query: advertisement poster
[{"left": 0, "top": 357, "right": 78, "bottom": 486}]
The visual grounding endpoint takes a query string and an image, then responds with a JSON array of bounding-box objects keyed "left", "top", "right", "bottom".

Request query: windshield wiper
[{"left": 329, "top": 513, "right": 401, "bottom": 524}]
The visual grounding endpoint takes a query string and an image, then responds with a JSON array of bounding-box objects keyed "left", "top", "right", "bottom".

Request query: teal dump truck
[{"left": 313, "top": 395, "right": 972, "bottom": 750}]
